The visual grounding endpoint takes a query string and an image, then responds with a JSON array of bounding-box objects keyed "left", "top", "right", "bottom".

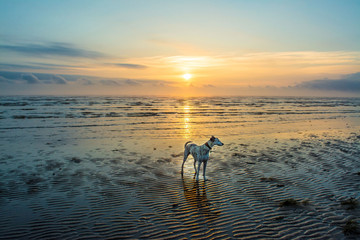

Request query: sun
[{"left": 182, "top": 73, "right": 192, "bottom": 81}]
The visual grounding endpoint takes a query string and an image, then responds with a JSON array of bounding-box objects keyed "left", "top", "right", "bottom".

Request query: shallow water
[{"left": 0, "top": 96, "right": 359, "bottom": 239}]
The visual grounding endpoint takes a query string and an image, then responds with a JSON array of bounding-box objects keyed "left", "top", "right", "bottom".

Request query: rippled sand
[{"left": 0, "top": 96, "right": 359, "bottom": 239}]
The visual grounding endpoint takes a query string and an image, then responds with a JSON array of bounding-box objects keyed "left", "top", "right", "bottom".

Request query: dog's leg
[
  {"left": 192, "top": 159, "right": 197, "bottom": 179},
  {"left": 195, "top": 161, "right": 201, "bottom": 181},
  {"left": 181, "top": 149, "right": 190, "bottom": 175},
  {"left": 203, "top": 160, "right": 208, "bottom": 181},
  {"left": 193, "top": 159, "right": 197, "bottom": 173}
]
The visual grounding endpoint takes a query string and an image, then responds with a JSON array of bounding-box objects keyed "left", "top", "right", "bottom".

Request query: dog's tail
[
  {"left": 184, "top": 141, "right": 192, "bottom": 148},
  {"left": 182, "top": 141, "right": 192, "bottom": 175}
]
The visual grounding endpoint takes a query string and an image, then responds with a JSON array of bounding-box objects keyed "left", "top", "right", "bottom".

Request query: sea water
[{"left": 0, "top": 96, "right": 359, "bottom": 239}]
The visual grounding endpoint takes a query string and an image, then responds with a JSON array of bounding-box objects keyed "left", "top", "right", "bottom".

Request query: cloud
[
  {"left": 0, "top": 71, "right": 69, "bottom": 85},
  {"left": 22, "top": 73, "right": 41, "bottom": 84},
  {"left": 0, "top": 42, "right": 105, "bottom": 58},
  {"left": 0, "top": 63, "right": 90, "bottom": 74},
  {"left": 49, "top": 75, "right": 67, "bottom": 84},
  {"left": 0, "top": 62, "right": 147, "bottom": 75},
  {"left": 0, "top": 63, "right": 52, "bottom": 71},
  {"left": 124, "top": 79, "right": 140, "bottom": 85},
  {"left": 31, "top": 62, "right": 88, "bottom": 70},
  {"left": 0, "top": 76, "right": 11, "bottom": 84},
  {"left": 78, "top": 78, "right": 94, "bottom": 86},
  {"left": 0, "top": 71, "right": 173, "bottom": 88},
  {"left": 295, "top": 72, "right": 360, "bottom": 92},
  {"left": 113, "top": 63, "right": 148, "bottom": 69},
  {"left": 100, "top": 79, "right": 120, "bottom": 86}
]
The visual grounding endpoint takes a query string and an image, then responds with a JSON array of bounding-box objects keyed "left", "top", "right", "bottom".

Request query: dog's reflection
[{"left": 181, "top": 175, "right": 219, "bottom": 219}]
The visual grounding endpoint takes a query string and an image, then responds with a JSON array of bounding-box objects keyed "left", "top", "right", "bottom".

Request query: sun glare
[{"left": 183, "top": 73, "right": 192, "bottom": 81}]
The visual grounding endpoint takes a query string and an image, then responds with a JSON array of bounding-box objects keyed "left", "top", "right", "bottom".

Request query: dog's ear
[{"left": 210, "top": 136, "right": 215, "bottom": 142}]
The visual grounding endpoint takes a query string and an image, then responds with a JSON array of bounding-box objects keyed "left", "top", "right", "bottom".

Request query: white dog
[{"left": 181, "top": 136, "right": 224, "bottom": 181}]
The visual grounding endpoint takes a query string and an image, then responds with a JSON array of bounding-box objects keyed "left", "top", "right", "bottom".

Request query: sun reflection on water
[{"left": 183, "top": 104, "right": 192, "bottom": 140}]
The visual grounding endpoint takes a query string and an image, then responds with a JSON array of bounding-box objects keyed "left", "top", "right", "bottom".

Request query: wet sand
[{"left": 0, "top": 96, "right": 359, "bottom": 239}]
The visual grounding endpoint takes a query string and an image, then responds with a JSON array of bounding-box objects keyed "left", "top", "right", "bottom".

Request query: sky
[{"left": 0, "top": 0, "right": 360, "bottom": 96}]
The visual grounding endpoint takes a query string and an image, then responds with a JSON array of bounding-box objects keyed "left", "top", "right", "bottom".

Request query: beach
[{"left": 0, "top": 96, "right": 359, "bottom": 239}]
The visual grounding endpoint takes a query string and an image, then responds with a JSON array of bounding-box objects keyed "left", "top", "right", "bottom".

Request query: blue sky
[{"left": 1, "top": 0, "right": 359, "bottom": 96}]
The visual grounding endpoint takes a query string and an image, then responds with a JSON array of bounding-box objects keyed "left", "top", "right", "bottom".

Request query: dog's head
[{"left": 210, "top": 136, "right": 224, "bottom": 146}]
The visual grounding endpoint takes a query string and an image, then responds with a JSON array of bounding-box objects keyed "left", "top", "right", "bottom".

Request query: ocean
[{"left": 0, "top": 96, "right": 359, "bottom": 239}]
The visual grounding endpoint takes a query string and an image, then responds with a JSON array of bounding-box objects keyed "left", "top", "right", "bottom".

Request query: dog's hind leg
[
  {"left": 203, "top": 160, "right": 208, "bottom": 181},
  {"left": 192, "top": 159, "right": 197, "bottom": 179},
  {"left": 195, "top": 161, "right": 202, "bottom": 181}
]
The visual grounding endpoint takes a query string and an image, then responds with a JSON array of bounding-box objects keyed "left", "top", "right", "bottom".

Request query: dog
[{"left": 181, "top": 136, "right": 224, "bottom": 181}]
